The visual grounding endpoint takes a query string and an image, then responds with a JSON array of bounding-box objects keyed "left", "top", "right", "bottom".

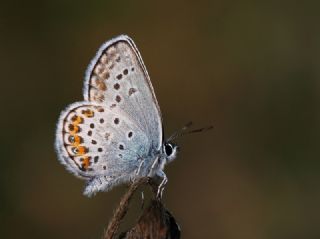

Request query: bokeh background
[{"left": 1, "top": 0, "right": 319, "bottom": 238}]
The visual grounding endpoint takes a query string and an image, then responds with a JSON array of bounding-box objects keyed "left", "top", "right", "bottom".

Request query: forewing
[{"left": 83, "top": 35, "right": 163, "bottom": 150}]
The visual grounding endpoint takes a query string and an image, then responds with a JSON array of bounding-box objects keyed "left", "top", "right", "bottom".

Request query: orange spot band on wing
[
  {"left": 68, "top": 124, "right": 80, "bottom": 134},
  {"left": 70, "top": 135, "right": 82, "bottom": 147},
  {"left": 82, "top": 109, "right": 94, "bottom": 118},
  {"left": 77, "top": 146, "right": 88, "bottom": 155},
  {"left": 82, "top": 157, "right": 90, "bottom": 170},
  {"left": 71, "top": 115, "right": 84, "bottom": 125}
]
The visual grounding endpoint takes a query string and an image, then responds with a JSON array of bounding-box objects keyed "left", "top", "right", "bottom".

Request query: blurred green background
[{"left": 1, "top": 0, "right": 319, "bottom": 238}]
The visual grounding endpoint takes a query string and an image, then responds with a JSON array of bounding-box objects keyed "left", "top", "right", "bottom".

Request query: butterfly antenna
[
  {"left": 182, "top": 125, "right": 213, "bottom": 136},
  {"left": 168, "top": 121, "right": 193, "bottom": 141}
]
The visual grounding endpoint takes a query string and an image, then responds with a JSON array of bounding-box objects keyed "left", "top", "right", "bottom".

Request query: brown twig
[
  {"left": 103, "top": 177, "right": 149, "bottom": 239},
  {"left": 118, "top": 200, "right": 181, "bottom": 239},
  {"left": 103, "top": 177, "right": 180, "bottom": 239}
]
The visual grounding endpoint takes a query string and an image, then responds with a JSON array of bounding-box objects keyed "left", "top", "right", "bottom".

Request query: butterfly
[{"left": 55, "top": 35, "right": 179, "bottom": 197}]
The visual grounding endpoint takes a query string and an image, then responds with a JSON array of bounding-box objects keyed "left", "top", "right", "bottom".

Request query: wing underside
[{"left": 55, "top": 35, "right": 163, "bottom": 182}]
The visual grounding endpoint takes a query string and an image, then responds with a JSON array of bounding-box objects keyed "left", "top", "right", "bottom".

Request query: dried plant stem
[
  {"left": 119, "top": 200, "right": 181, "bottom": 239},
  {"left": 103, "top": 177, "right": 149, "bottom": 239}
]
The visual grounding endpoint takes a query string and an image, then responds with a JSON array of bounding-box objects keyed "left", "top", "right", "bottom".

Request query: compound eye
[{"left": 165, "top": 143, "right": 173, "bottom": 156}]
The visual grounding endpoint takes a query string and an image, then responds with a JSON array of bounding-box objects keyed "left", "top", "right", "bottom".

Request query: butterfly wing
[
  {"left": 55, "top": 102, "right": 150, "bottom": 178},
  {"left": 83, "top": 35, "right": 163, "bottom": 151},
  {"left": 55, "top": 35, "right": 163, "bottom": 195}
]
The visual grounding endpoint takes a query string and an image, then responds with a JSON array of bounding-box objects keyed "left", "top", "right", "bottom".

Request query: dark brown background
[{"left": 1, "top": 1, "right": 319, "bottom": 238}]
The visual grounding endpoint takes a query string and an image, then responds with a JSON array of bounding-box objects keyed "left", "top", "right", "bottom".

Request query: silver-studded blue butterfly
[{"left": 55, "top": 35, "right": 179, "bottom": 197}]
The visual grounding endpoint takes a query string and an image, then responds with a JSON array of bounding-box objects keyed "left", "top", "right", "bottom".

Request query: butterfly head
[{"left": 163, "top": 141, "right": 179, "bottom": 163}]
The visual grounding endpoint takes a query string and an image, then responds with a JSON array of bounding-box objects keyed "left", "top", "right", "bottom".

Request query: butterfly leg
[
  {"left": 148, "top": 157, "right": 159, "bottom": 177},
  {"left": 135, "top": 160, "right": 144, "bottom": 177},
  {"left": 156, "top": 170, "right": 168, "bottom": 199},
  {"left": 130, "top": 160, "right": 145, "bottom": 185}
]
